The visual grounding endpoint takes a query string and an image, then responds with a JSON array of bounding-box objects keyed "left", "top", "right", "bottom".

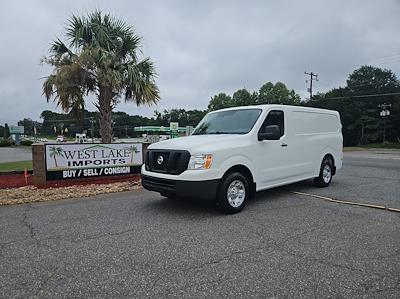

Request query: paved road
[
  {"left": 0, "top": 147, "right": 31, "bottom": 163},
  {"left": 1, "top": 152, "right": 399, "bottom": 298}
]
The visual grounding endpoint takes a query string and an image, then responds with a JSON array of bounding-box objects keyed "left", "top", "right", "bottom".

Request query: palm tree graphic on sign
[
  {"left": 49, "top": 146, "right": 64, "bottom": 168},
  {"left": 129, "top": 145, "right": 139, "bottom": 163}
]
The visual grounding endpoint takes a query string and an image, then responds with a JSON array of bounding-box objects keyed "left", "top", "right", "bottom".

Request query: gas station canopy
[{"left": 134, "top": 126, "right": 187, "bottom": 133}]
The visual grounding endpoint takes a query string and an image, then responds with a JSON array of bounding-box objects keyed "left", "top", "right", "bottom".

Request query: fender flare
[
  {"left": 219, "top": 155, "right": 257, "bottom": 182},
  {"left": 317, "top": 147, "right": 336, "bottom": 175}
]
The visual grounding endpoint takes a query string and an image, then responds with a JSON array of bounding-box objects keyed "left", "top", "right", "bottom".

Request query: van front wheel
[
  {"left": 314, "top": 158, "right": 333, "bottom": 187},
  {"left": 218, "top": 172, "right": 249, "bottom": 214}
]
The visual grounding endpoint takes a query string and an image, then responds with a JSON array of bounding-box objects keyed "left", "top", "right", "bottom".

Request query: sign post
[
  {"left": 9, "top": 126, "right": 24, "bottom": 146},
  {"left": 170, "top": 122, "right": 179, "bottom": 138}
]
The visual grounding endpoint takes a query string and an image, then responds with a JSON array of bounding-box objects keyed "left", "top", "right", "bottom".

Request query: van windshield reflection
[{"left": 192, "top": 109, "right": 262, "bottom": 135}]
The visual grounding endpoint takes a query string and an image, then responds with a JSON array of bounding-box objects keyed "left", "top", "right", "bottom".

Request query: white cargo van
[{"left": 142, "top": 105, "right": 343, "bottom": 213}]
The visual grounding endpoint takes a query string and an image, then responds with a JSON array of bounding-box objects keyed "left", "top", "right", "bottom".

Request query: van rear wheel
[
  {"left": 314, "top": 157, "right": 333, "bottom": 187},
  {"left": 217, "top": 172, "right": 249, "bottom": 214}
]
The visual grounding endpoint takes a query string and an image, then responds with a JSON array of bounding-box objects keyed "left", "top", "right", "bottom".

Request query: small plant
[
  {"left": 0, "top": 139, "right": 13, "bottom": 147},
  {"left": 20, "top": 140, "right": 34, "bottom": 146}
]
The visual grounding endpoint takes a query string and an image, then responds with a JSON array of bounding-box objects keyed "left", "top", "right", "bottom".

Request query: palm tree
[
  {"left": 128, "top": 145, "right": 139, "bottom": 163},
  {"left": 49, "top": 146, "right": 64, "bottom": 168},
  {"left": 42, "top": 11, "right": 160, "bottom": 143}
]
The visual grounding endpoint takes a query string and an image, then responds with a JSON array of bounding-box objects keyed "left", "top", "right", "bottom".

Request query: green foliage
[
  {"left": 42, "top": 11, "right": 160, "bottom": 142},
  {"left": 20, "top": 140, "right": 34, "bottom": 146},
  {"left": 17, "top": 118, "right": 41, "bottom": 136},
  {"left": 0, "top": 160, "right": 32, "bottom": 172},
  {"left": 3, "top": 123, "right": 10, "bottom": 139},
  {"left": 307, "top": 66, "right": 400, "bottom": 145},
  {"left": 208, "top": 93, "right": 232, "bottom": 111},
  {"left": 153, "top": 109, "right": 207, "bottom": 127},
  {"left": 258, "top": 82, "right": 301, "bottom": 105},
  {"left": 208, "top": 82, "right": 301, "bottom": 111},
  {"left": 0, "top": 139, "right": 13, "bottom": 147}
]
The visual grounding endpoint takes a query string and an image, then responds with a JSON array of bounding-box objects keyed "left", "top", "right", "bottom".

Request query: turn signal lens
[{"left": 188, "top": 154, "right": 213, "bottom": 170}]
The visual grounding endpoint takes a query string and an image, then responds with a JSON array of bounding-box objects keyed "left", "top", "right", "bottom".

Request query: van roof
[{"left": 210, "top": 104, "right": 339, "bottom": 115}]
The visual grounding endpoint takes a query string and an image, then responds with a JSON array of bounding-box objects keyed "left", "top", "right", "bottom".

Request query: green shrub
[
  {"left": 0, "top": 139, "right": 13, "bottom": 147},
  {"left": 20, "top": 140, "right": 34, "bottom": 146}
]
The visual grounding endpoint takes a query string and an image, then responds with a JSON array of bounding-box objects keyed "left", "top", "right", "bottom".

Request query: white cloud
[{"left": 0, "top": 0, "right": 399, "bottom": 124}]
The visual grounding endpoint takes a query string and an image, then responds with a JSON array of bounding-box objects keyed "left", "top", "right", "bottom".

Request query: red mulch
[
  {"left": 0, "top": 173, "right": 33, "bottom": 189},
  {"left": 0, "top": 173, "right": 140, "bottom": 189}
]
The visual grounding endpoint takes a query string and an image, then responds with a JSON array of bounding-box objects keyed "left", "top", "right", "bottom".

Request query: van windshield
[{"left": 192, "top": 109, "right": 262, "bottom": 135}]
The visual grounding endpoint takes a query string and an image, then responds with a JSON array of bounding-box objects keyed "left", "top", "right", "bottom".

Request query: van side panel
[{"left": 289, "top": 109, "right": 342, "bottom": 177}]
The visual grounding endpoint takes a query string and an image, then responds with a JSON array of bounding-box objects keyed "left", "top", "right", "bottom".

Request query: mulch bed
[
  {"left": 0, "top": 173, "right": 140, "bottom": 189},
  {"left": 0, "top": 172, "right": 143, "bottom": 206},
  {"left": 0, "top": 173, "right": 33, "bottom": 189},
  {"left": 0, "top": 180, "right": 142, "bottom": 206}
]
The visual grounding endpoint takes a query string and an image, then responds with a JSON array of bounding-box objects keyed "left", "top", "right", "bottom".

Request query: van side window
[{"left": 260, "top": 110, "right": 284, "bottom": 138}]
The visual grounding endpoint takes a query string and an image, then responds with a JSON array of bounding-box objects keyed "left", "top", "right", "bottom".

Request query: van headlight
[{"left": 188, "top": 154, "right": 213, "bottom": 170}]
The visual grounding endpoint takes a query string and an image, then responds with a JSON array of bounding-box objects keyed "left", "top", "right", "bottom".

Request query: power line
[
  {"left": 322, "top": 91, "right": 400, "bottom": 100},
  {"left": 364, "top": 53, "right": 400, "bottom": 63}
]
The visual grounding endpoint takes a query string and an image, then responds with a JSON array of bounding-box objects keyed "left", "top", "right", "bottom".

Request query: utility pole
[
  {"left": 304, "top": 71, "right": 318, "bottom": 100},
  {"left": 378, "top": 103, "right": 391, "bottom": 143}
]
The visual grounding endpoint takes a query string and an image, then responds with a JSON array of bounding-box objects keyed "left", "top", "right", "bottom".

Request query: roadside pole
[{"left": 378, "top": 103, "right": 391, "bottom": 143}]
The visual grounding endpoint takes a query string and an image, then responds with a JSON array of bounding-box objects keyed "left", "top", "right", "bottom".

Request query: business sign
[
  {"left": 44, "top": 143, "right": 143, "bottom": 180},
  {"left": 170, "top": 122, "right": 179, "bottom": 131},
  {"left": 9, "top": 125, "right": 24, "bottom": 134}
]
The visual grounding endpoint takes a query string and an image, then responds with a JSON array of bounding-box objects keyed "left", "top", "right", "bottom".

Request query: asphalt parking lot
[
  {"left": 1, "top": 151, "right": 399, "bottom": 298},
  {"left": 0, "top": 146, "right": 32, "bottom": 163}
]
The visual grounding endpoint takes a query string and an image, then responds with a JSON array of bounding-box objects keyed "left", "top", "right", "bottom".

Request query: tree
[
  {"left": 129, "top": 145, "right": 139, "bottom": 163},
  {"left": 208, "top": 93, "right": 233, "bottom": 111},
  {"left": 17, "top": 118, "right": 34, "bottom": 135},
  {"left": 42, "top": 11, "right": 160, "bottom": 142},
  {"left": 232, "top": 89, "right": 253, "bottom": 107},
  {"left": 3, "top": 123, "right": 10, "bottom": 139},
  {"left": 48, "top": 146, "right": 64, "bottom": 168},
  {"left": 307, "top": 66, "right": 400, "bottom": 145},
  {"left": 153, "top": 109, "right": 207, "bottom": 127},
  {"left": 257, "top": 82, "right": 301, "bottom": 105}
]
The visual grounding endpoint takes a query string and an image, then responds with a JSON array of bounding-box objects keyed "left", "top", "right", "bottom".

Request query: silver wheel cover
[
  {"left": 227, "top": 180, "right": 246, "bottom": 207},
  {"left": 322, "top": 164, "right": 332, "bottom": 183}
]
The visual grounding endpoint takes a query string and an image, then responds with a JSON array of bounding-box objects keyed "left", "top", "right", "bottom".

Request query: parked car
[
  {"left": 75, "top": 133, "right": 88, "bottom": 143},
  {"left": 142, "top": 105, "right": 343, "bottom": 213},
  {"left": 56, "top": 135, "right": 65, "bottom": 143}
]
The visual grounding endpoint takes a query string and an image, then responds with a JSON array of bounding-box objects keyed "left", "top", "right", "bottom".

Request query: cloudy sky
[{"left": 1, "top": 0, "right": 400, "bottom": 124}]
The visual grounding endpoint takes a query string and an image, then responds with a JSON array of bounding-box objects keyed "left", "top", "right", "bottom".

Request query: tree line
[
  {"left": 6, "top": 65, "right": 400, "bottom": 146},
  {"left": 37, "top": 11, "right": 399, "bottom": 145}
]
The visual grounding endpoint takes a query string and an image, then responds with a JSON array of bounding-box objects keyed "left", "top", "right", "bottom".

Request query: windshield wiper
[
  {"left": 208, "top": 131, "right": 228, "bottom": 134},
  {"left": 194, "top": 131, "right": 241, "bottom": 135}
]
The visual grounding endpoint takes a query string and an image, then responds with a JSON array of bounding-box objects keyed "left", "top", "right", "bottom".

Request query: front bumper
[{"left": 142, "top": 175, "right": 220, "bottom": 200}]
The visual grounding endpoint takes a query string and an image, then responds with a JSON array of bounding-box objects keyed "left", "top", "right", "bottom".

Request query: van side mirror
[{"left": 258, "top": 125, "right": 281, "bottom": 141}]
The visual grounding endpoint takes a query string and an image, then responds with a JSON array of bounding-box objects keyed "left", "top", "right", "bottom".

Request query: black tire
[
  {"left": 217, "top": 172, "right": 249, "bottom": 214},
  {"left": 314, "top": 157, "right": 333, "bottom": 187},
  {"left": 160, "top": 192, "right": 176, "bottom": 199}
]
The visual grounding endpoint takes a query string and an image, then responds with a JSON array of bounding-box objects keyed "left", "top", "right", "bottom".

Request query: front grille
[{"left": 145, "top": 149, "right": 190, "bottom": 175}]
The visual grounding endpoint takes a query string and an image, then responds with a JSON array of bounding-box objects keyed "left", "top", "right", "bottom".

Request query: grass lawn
[
  {"left": 0, "top": 160, "right": 33, "bottom": 172},
  {"left": 360, "top": 143, "right": 400, "bottom": 149}
]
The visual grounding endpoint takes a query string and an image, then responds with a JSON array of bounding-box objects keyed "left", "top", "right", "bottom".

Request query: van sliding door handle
[{"left": 281, "top": 143, "right": 288, "bottom": 147}]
